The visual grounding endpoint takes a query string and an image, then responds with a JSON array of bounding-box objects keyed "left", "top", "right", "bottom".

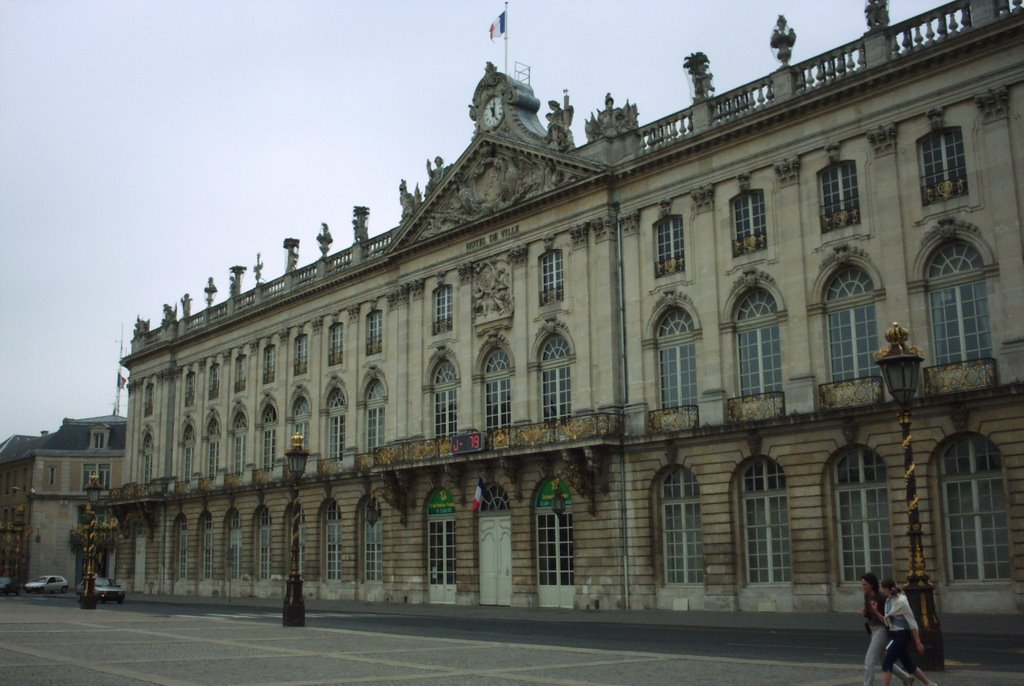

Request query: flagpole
[
  {"left": 114, "top": 326, "right": 124, "bottom": 416},
  {"left": 503, "top": 1, "right": 509, "bottom": 75}
]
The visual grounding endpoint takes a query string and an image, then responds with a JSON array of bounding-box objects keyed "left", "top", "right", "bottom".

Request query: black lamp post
[
  {"left": 282, "top": 434, "right": 308, "bottom": 627},
  {"left": 365, "top": 495, "right": 381, "bottom": 526},
  {"left": 550, "top": 478, "right": 567, "bottom": 516},
  {"left": 80, "top": 474, "right": 102, "bottom": 610},
  {"left": 875, "top": 322, "right": 943, "bottom": 671}
]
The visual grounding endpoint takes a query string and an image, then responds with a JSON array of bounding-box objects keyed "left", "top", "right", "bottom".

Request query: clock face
[{"left": 482, "top": 95, "right": 504, "bottom": 129}]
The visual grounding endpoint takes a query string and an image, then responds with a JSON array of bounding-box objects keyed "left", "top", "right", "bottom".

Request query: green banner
[
  {"left": 535, "top": 479, "right": 572, "bottom": 510},
  {"left": 428, "top": 487, "right": 456, "bottom": 515}
]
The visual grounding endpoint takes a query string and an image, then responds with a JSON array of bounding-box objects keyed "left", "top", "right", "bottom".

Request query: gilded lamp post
[
  {"left": 80, "top": 474, "right": 103, "bottom": 610},
  {"left": 283, "top": 433, "right": 308, "bottom": 627},
  {"left": 875, "top": 322, "right": 944, "bottom": 670}
]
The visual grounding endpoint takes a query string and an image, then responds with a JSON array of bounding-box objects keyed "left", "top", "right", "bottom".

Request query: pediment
[{"left": 389, "top": 137, "right": 603, "bottom": 250}]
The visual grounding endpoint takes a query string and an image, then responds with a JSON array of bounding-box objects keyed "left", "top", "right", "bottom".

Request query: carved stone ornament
[
  {"left": 386, "top": 284, "right": 409, "bottom": 308},
  {"left": 311, "top": 317, "right": 323, "bottom": 333},
  {"left": 975, "top": 86, "right": 1009, "bottom": 122},
  {"left": 589, "top": 216, "right": 612, "bottom": 242},
  {"left": 204, "top": 277, "right": 217, "bottom": 307},
  {"left": 867, "top": 123, "right": 897, "bottom": 156},
  {"left": 457, "top": 262, "right": 475, "bottom": 284},
  {"left": 820, "top": 244, "right": 868, "bottom": 274},
  {"left": 407, "top": 278, "right": 425, "bottom": 299},
  {"left": 347, "top": 304, "right": 362, "bottom": 322},
  {"left": 864, "top": 0, "right": 890, "bottom": 30},
  {"left": 499, "top": 456, "right": 523, "bottom": 501},
  {"left": 841, "top": 417, "right": 859, "bottom": 445},
  {"left": 283, "top": 238, "right": 299, "bottom": 273},
  {"left": 584, "top": 92, "right": 640, "bottom": 143},
  {"left": 621, "top": 209, "right": 641, "bottom": 236},
  {"left": 161, "top": 303, "right": 178, "bottom": 327},
  {"left": 826, "top": 142, "right": 841, "bottom": 165},
  {"left": 508, "top": 245, "right": 528, "bottom": 266},
  {"left": 746, "top": 430, "right": 763, "bottom": 457},
  {"left": 655, "top": 289, "right": 695, "bottom": 315},
  {"left": 730, "top": 269, "right": 776, "bottom": 301},
  {"left": 691, "top": 184, "right": 714, "bottom": 212},
  {"left": 921, "top": 216, "right": 979, "bottom": 248},
  {"left": 926, "top": 107, "right": 944, "bottom": 132},
  {"left": 659, "top": 199, "right": 673, "bottom": 217},
  {"left": 737, "top": 173, "right": 751, "bottom": 193},
  {"left": 774, "top": 157, "right": 801, "bottom": 185},
  {"left": 415, "top": 147, "right": 577, "bottom": 239},
  {"left": 352, "top": 207, "right": 369, "bottom": 243},
  {"left": 544, "top": 92, "right": 575, "bottom": 152},
  {"left": 317, "top": 222, "right": 333, "bottom": 257},
  {"left": 570, "top": 223, "right": 589, "bottom": 248},
  {"left": 949, "top": 402, "right": 969, "bottom": 432},
  {"left": 770, "top": 15, "right": 796, "bottom": 66},
  {"left": 472, "top": 258, "right": 514, "bottom": 320}
]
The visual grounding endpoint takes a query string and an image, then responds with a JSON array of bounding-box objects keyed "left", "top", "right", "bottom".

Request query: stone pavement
[{"left": 1, "top": 595, "right": 1021, "bottom": 686}]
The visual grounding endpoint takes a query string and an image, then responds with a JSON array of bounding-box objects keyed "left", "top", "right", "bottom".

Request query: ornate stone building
[{"left": 116, "top": 1, "right": 1023, "bottom": 615}]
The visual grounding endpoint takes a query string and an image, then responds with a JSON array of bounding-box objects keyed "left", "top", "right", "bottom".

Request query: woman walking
[
  {"left": 872, "top": 578, "right": 939, "bottom": 686},
  {"left": 860, "top": 573, "right": 912, "bottom": 686}
]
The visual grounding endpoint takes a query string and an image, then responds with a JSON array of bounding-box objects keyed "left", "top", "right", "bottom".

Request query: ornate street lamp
[
  {"left": 365, "top": 495, "right": 381, "bottom": 526},
  {"left": 875, "top": 322, "right": 943, "bottom": 671},
  {"left": 80, "top": 474, "right": 102, "bottom": 610},
  {"left": 283, "top": 433, "right": 308, "bottom": 627}
]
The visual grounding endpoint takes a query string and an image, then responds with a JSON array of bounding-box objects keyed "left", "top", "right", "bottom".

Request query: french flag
[
  {"left": 472, "top": 478, "right": 490, "bottom": 511},
  {"left": 489, "top": 11, "right": 506, "bottom": 42}
]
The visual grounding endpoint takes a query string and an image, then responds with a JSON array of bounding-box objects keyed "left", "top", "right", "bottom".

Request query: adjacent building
[{"left": 115, "top": 1, "right": 1023, "bottom": 615}]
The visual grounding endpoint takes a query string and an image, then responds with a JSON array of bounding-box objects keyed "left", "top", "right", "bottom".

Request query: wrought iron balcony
[
  {"left": 818, "top": 376, "right": 883, "bottom": 409},
  {"left": 727, "top": 392, "right": 785, "bottom": 422},
  {"left": 648, "top": 405, "right": 699, "bottom": 432},
  {"left": 924, "top": 358, "right": 997, "bottom": 395}
]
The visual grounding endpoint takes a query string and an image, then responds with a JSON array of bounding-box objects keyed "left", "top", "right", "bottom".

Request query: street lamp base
[
  {"left": 904, "top": 584, "right": 944, "bottom": 671},
  {"left": 80, "top": 594, "right": 97, "bottom": 610},
  {"left": 282, "top": 578, "right": 305, "bottom": 627}
]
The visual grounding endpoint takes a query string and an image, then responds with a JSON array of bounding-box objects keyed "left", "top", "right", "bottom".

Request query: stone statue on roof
[
  {"left": 683, "top": 52, "right": 715, "bottom": 102},
  {"left": 770, "top": 16, "right": 796, "bottom": 66}
]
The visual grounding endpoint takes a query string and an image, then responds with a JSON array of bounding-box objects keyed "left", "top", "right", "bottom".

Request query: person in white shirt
[{"left": 871, "top": 579, "right": 939, "bottom": 686}]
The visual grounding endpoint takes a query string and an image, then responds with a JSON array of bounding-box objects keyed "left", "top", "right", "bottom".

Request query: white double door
[
  {"left": 428, "top": 517, "right": 456, "bottom": 604},
  {"left": 478, "top": 515, "right": 512, "bottom": 606}
]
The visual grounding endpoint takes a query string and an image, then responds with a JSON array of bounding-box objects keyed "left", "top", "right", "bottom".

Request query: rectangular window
[
  {"left": 234, "top": 355, "right": 246, "bottom": 392},
  {"left": 659, "top": 342, "right": 697, "bottom": 408},
  {"left": 744, "top": 494, "right": 791, "bottom": 583},
  {"left": 819, "top": 162, "right": 860, "bottom": 231},
  {"left": 48, "top": 467, "right": 56, "bottom": 486},
  {"left": 202, "top": 518, "right": 214, "bottom": 580},
  {"left": 82, "top": 464, "right": 111, "bottom": 488},
  {"left": 930, "top": 282, "right": 992, "bottom": 364},
  {"left": 541, "top": 366, "right": 571, "bottom": 422},
  {"left": 178, "top": 521, "right": 188, "bottom": 580},
  {"left": 828, "top": 304, "right": 878, "bottom": 381},
  {"left": 484, "top": 378, "right": 511, "bottom": 430},
  {"left": 364, "top": 520, "right": 382, "bottom": 582},
  {"left": 183, "top": 445, "right": 194, "bottom": 479},
  {"left": 328, "top": 415, "right": 345, "bottom": 460},
  {"left": 738, "top": 325, "right": 781, "bottom": 395},
  {"left": 434, "top": 388, "right": 458, "bottom": 437},
  {"left": 294, "top": 335, "right": 309, "bottom": 375},
  {"left": 921, "top": 129, "right": 968, "bottom": 204},
  {"left": 184, "top": 372, "right": 196, "bottom": 406},
  {"left": 262, "top": 345, "right": 276, "bottom": 384},
  {"left": 366, "top": 311, "right": 383, "bottom": 355},
  {"left": 208, "top": 364, "right": 220, "bottom": 400},
  {"left": 656, "top": 217, "right": 685, "bottom": 276},
  {"left": 539, "top": 251, "right": 564, "bottom": 305},
  {"left": 366, "top": 407, "right": 385, "bottom": 450},
  {"left": 144, "top": 384, "right": 154, "bottom": 416},
  {"left": 261, "top": 428, "right": 276, "bottom": 470},
  {"left": 732, "top": 191, "right": 767, "bottom": 256},
  {"left": 328, "top": 324, "right": 344, "bottom": 365},
  {"left": 433, "top": 286, "right": 453, "bottom": 334}
]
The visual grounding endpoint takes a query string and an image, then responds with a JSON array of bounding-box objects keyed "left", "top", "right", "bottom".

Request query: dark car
[
  {"left": 0, "top": 576, "right": 20, "bottom": 595},
  {"left": 76, "top": 576, "right": 126, "bottom": 604}
]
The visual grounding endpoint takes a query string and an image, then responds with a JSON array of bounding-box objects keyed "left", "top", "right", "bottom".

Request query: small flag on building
[
  {"left": 472, "top": 478, "right": 490, "bottom": 511},
  {"left": 117, "top": 372, "right": 128, "bottom": 390},
  {"left": 489, "top": 11, "right": 506, "bottom": 42}
]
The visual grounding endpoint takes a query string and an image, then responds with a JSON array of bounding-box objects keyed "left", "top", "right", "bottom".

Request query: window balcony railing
[
  {"left": 366, "top": 340, "right": 382, "bottom": 355},
  {"left": 648, "top": 405, "right": 699, "bottom": 433},
  {"left": 921, "top": 176, "right": 968, "bottom": 205},
  {"left": 328, "top": 351, "right": 344, "bottom": 366},
  {"left": 539, "top": 287, "right": 564, "bottom": 306},
  {"left": 208, "top": 386, "right": 219, "bottom": 400},
  {"left": 184, "top": 392, "right": 195, "bottom": 407},
  {"left": 144, "top": 402, "right": 153, "bottom": 416},
  {"left": 234, "top": 380, "right": 246, "bottom": 393},
  {"left": 819, "top": 376, "right": 883, "bottom": 410},
  {"left": 432, "top": 318, "right": 453, "bottom": 335},
  {"left": 924, "top": 358, "right": 997, "bottom": 396},
  {"left": 294, "top": 361, "right": 308, "bottom": 375},
  {"left": 727, "top": 392, "right": 785, "bottom": 422},
  {"left": 819, "top": 205, "right": 861, "bottom": 232},
  {"left": 262, "top": 371, "right": 275, "bottom": 384},
  {"left": 732, "top": 232, "right": 767, "bottom": 257},
  {"left": 655, "top": 257, "right": 685, "bottom": 277},
  {"left": 252, "top": 468, "right": 271, "bottom": 485}
]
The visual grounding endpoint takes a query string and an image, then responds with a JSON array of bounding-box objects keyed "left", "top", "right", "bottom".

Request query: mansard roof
[{"left": 0, "top": 415, "right": 127, "bottom": 463}]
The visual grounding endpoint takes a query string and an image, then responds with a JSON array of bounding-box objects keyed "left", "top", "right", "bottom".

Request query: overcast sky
[{"left": 0, "top": 0, "right": 932, "bottom": 439}]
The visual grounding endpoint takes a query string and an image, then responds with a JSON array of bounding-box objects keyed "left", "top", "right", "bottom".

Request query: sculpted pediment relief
[{"left": 409, "top": 143, "right": 590, "bottom": 241}]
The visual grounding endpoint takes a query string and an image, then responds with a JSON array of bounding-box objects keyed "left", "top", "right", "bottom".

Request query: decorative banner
[
  {"left": 535, "top": 479, "right": 572, "bottom": 510},
  {"left": 428, "top": 487, "right": 456, "bottom": 516}
]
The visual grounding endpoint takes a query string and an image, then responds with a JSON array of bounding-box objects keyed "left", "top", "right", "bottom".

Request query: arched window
[
  {"left": 260, "top": 405, "right": 277, "bottom": 470},
  {"left": 365, "top": 380, "right": 386, "bottom": 450},
  {"left": 227, "top": 510, "right": 242, "bottom": 579},
  {"left": 742, "top": 459, "right": 790, "bottom": 583},
  {"left": 325, "top": 501, "right": 342, "bottom": 581},
  {"left": 181, "top": 424, "right": 195, "bottom": 480},
  {"left": 942, "top": 435, "right": 1009, "bottom": 580},
  {"left": 433, "top": 361, "right": 459, "bottom": 437},
  {"left": 928, "top": 242, "right": 991, "bottom": 364},
  {"left": 293, "top": 397, "right": 311, "bottom": 445},
  {"left": 201, "top": 512, "right": 214, "bottom": 580},
  {"left": 663, "top": 468, "right": 703, "bottom": 584},
  {"left": 826, "top": 268, "right": 878, "bottom": 381},
  {"left": 479, "top": 483, "right": 510, "bottom": 512},
  {"left": 834, "top": 448, "right": 891, "bottom": 582},
  {"left": 176, "top": 515, "right": 188, "bottom": 580},
  {"left": 231, "top": 412, "right": 247, "bottom": 474},
  {"left": 327, "top": 389, "right": 346, "bottom": 460},
  {"left": 258, "top": 508, "right": 272, "bottom": 580},
  {"left": 736, "top": 290, "right": 781, "bottom": 395},
  {"left": 657, "top": 308, "right": 697, "bottom": 408},
  {"left": 483, "top": 349, "right": 512, "bottom": 430},
  {"left": 141, "top": 433, "right": 154, "bottom": 483},
  {"left": 206, "top": 417, "right": 220, "bottom": 479},
  {"left": 541, "top": 335, "right": 572, "bottom": 422}
]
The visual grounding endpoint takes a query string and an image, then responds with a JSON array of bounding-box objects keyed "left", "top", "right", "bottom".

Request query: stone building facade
[{"left": 115, "top": 1, "right": 1023, "bottom": 615}]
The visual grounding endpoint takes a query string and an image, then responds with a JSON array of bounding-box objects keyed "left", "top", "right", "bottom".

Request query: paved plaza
[{"left": 2, "top": 598, "right": 1022, "bottom": 685}]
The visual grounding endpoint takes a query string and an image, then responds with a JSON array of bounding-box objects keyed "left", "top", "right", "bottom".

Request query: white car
[{"left": 24, "top": 575, "right": 68, "bottom": 593}]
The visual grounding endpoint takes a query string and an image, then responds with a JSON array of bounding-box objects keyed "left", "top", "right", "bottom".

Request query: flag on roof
[
  {"left": 489, "top": 11, "right": 506, "bottom": 42},
  {"left": 117, "top": 373, "right": 128, "bottom": 390}
]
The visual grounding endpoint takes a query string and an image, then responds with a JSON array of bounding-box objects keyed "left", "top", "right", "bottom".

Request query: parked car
[
  {"left": 76, "top": 576, "right": 126, "bottom": 604},
  {"left": 0, "top": 576, "right": 20, "bottom": 595},
  {"left": 23, "top": 575, "right": 68, "bottom": 593}
]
